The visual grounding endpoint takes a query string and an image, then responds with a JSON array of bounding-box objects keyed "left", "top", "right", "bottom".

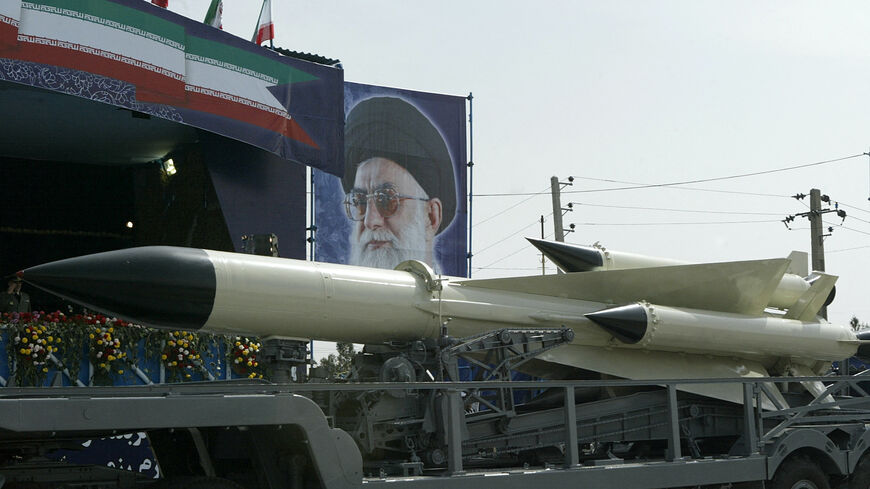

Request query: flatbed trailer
[{"left": 3, "top": 374, "right": 870, "bottom": 489}]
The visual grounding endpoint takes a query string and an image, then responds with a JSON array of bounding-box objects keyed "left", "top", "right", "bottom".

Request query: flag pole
[{"left": 253, "top": 0, "right": 266, "bottom": 43}]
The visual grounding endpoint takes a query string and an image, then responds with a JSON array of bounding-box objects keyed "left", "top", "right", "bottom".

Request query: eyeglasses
[{"left": 344, "top": 187, "right": 429, "bottom": 221}]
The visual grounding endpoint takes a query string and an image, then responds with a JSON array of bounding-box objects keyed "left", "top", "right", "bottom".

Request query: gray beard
[{"left": 349, "top": 203, "right": 432, "bottom": 271}]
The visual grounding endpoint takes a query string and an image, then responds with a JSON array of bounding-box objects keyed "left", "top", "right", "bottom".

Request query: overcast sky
[{"left": 168, "top": 0, "right": 870, "bottom": 331}]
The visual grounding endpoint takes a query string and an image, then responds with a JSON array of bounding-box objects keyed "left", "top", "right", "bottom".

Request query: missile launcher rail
[{"left": 3, "top": 375, "right": 870, "bottom": 489}]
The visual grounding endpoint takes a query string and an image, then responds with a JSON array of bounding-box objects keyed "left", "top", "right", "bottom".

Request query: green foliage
[{"left": 317, "top": 342, "right": 355, "bottom": 379}]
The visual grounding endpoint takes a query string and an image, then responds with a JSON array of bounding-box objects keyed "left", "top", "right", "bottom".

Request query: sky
[{"left": 168, "top": 0, "right": 870, "bottom": 334}]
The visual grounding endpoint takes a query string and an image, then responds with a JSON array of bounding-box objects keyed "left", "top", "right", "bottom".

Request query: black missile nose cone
[
  {"left": 525, "top": 237, "right": 604, "bottom": 272},
  {"left": 585, "top": 303, "right": 648, "bottom": 344},
  {"left": 22, "top": 246, "right": 216, "bottom": 331}
]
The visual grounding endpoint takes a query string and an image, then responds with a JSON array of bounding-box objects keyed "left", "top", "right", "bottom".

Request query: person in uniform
[{"left": 0, "top": 275, "right": 31, "bottom": 313}]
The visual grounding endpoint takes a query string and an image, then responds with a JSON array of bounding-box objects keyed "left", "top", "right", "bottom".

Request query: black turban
[{"left": 342, "top": 97, "right": 456, "bottom": 235}]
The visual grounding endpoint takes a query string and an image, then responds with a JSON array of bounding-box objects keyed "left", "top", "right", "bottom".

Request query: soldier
[{"left": 0, "top": 275, "right": 31, "bottom": 314}]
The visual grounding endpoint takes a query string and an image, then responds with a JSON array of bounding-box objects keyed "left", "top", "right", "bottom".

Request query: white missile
[
  {"left": 20, "top": 246, "right": 862, "bottom": 407},
  {"left": 526, "top": 238, "right": 829, "bottom": 312}
]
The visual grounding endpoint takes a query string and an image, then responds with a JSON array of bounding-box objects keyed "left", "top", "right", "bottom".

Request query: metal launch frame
[{"left": 3, "top": 374, "right": 870, "bottom": 489}]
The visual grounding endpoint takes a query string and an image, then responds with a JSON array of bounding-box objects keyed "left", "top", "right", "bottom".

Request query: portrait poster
[{"left": 314, "top": 82, "right": 467, "bottom": 277}]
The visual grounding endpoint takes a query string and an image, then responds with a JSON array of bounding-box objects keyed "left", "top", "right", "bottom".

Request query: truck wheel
[
  {"left": 770, "top": 456, "right": 830, "bottom": 489},
  {"left": 850, "top": 454, "right": 870, "bottom": 489}
]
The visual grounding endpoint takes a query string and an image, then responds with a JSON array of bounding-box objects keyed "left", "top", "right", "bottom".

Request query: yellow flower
[
  {"left": 96, "top": 340, "right": 103, "bottom": 345},
  {"left": 47, "top": 336, "right": 53, "bottom": 342},
  {"left": 88, "top": 333, "right": 95, "bottom": 339},
  {"left": 117, "top": 370, "right": 124, "bottom": 374},
  {"left": 248, "top": 373, "right": 256, "bottom": 379},
  {"left": 168, "top": 340, "right": 176, "bottom": 346},
  {"left": 185, "top": 373, "right": 191, "bottom": 378},
  {"left": 107, "top": 355, "right": 115, "bottom": 361},
  {"left": 55, "top": 338, "right": 61, "bottom": 343},
  {"left": 247, "top": 360, "right": 253, "bottom": 367},
  {"left": 187, "top": 334, "right": 193, "bottom": 341},
  {"left": 235, "top": 341, "right": 241, "bottom": 346},
  {"left": 258, "top": 374, "right": 263, "bottom": 379},
  {"left": 108, "top": 327, "right": 114, "bottom": 333},
  {"left": 18, "top": 348, "right": 25, "bottom": 355},
  {"left": 161, "top": 354, "right": 167, "bottom": 360},
  {"left": 95, "top": 328, "right": 101, "bottom": 333},
  {"left": 99, "top": 363, "right": 106, "bottom": 368},
  {"left": 42, "top": 367, "right": 48, "bottom": 373},
  {"left": 31, "top": 334, "right": 37, "bottom": 340},
  {"left": 21, "top": 338, "right": 27, "bottom": 344}
]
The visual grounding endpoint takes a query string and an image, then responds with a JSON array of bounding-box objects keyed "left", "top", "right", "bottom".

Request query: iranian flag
[
  {"left": 203, "top": 0, "right": 222, "bottom": 29},
  {"left": 252, "top": 0, "right": 273, "bottom": 45}
]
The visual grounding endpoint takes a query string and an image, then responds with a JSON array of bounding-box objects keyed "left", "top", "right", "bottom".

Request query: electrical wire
[
  {"left": 569, "top": 201, "right": 786, "bottom": 216},
  {"left": 474, "top": 153, "right": 863, "bottom": 197},
  {"left": 828, "top": 244, "right": 870, "bottom": 254},
  {"left": 571, "top": 176, "right": 790, "bottom": 198},
  {"left": 474, "top": 217, "right": 546, "bottom": 255},
  {"left": 474, "top": 185, "right": 550, "bottom": 226},
  {"left": 570, "top": 219, "right": 780, "bottom": 226},
  {"left": 478, "top": 231, "right": 554, "bottom": 269}
]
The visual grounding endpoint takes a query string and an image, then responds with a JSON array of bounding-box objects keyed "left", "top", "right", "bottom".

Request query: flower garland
[
  {"left": 2, "top": 311, "right": 267, "bottom": 385},
  {"left": 5, "top": 312, "right": 61, "bottom": 385},
  {"left": 230, "top": 336, "right": 264, "bottom": 379}
]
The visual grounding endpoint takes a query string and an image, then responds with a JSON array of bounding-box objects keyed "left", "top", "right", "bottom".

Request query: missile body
[
  {"left": 527, "top": 238, "right": 814, "bottom": 311},
  {"left": 585, "top": 302, "right": 856, "bottom": 362},
  {"left": 21, "top": 246, "right": 863, "bottom": 406}
]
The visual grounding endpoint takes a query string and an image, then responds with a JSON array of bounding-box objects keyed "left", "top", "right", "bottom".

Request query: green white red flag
[
  {"left": 203, "top": 0, "right": 222, "bottom": 29},
  {"left": 252, "top": 0, "right": 273, "bottom": 45}
]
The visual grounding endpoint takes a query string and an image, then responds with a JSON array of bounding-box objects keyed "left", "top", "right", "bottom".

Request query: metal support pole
[
  {"left": 564, "top": 386, "right": 579, "bottom": 467},
  {"left": 666, "top": 384, "right": 682, "bottom": 461},
  {"left": 551, "top": 176, "right": 565, "bottom": 243},
  {"left": 445, "top": 389, "right": 465, "bottom": 474},
  {"left": 742, "top": 382, "right": 759, "bottom": 455},
  {"left": 466, "top": 93, "right": 473, "bottom": 278},
  {"left": 809, "top": 188, "right": 827, "bottom": 318}
]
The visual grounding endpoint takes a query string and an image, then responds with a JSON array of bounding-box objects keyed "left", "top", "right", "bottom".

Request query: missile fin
[
  {"left": 538, "top": 344, "right": 789, "bottom": 410},
  {"left": 786, "top": 251, "right": 809, "bottom": 277},
  {"left": 458, "top": 259, "right": 790, "bottom": 315},
  {"left": 525, "top": 237, "right": 603, "bottom": 272},
  {"left": 783, "top": 273, "right": 837, "bottom": 321}
]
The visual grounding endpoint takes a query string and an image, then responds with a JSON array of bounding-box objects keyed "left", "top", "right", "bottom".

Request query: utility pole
[
  {"left": 784, "top": 188, "right": 846, "bottom": 320},
  {"left": 540, "top": 215, "right": 546, "bottom": 275},
  {"left": 808, "top": 189, "right": 825, "bottom": 275},
  {"left": 550, "top": 176, "right": 565, "bottom": 243}
]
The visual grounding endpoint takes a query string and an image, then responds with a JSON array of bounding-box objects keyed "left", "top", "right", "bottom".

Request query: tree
[{"left": 317, "top": 342, "right": 355, "bottom": 379}]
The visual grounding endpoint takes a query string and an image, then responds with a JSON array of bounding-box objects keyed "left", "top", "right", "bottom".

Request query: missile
[
  {"left": 526, "top": 237, "right": 828, "bottom": 313},
  {"left": 20, "top": 245, "right": 863, "bottom": 407}
]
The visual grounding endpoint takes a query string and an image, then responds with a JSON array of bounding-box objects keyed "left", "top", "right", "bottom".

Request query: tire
[
  {"left": 769, "top": 455, "right": 831, "bottom": 489},
  {"left": 850, "top": 454, "right": 870, "bottom": 489}
]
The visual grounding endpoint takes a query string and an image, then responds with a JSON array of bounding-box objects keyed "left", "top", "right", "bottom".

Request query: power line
[
  {"left": 571, "top": 176, "right": 790, "bottom": 198},
  {"left": 474, "top": 153, "right": 863, "bottom": 197},
  {"left": 565, "top": 153, "right": 864, "bottom": 194},
  {"left": 569, "top": 201, "right": 786, "bottom": 216},
  {"left": 478, "top": 230, "right": 554, "bottom": 269},
  {"left": 828, "top": 244, "right": 870, "bottom": 254},
  {"left": 571, "top": 219, "right": 779, "bottom": 226},
  {"left": 474, "top": 185, "right": 550, "bottom": 225},
  {"left": 474, "top": 217, "right": 545, "bottom": 255}
]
